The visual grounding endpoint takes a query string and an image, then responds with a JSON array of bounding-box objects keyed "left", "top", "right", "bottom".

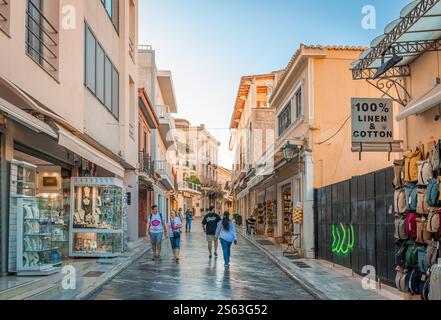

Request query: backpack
[
  {"left": 393, "top": 159, "right": 405, "bottom": 188},
  {"left": 427, "top": 208, "right": 440, "bottom": 233},
  {"left": 395, "top": 266, "right": 408, "bottom": 293},
  {"left": 421, "top": 276, "right": 430, "bottom": 301},
  {"left": 416, "top": 218, "right": 432, "bottom": 244},
  {"left": 416, "top": 188, "right": 429, "bottom": 214},
  {"left": 404, "top": 182, "right": 418, "bottom": 211},
  {"left": 394, "top": 188, "right": 406, "bottom": 214},
  {"left": 418, "top": 247, "right": 429, "bottom": 273},
  {"left": 427, "top": 178, "right": 440, "bottom": 206},
  {"left": 395, "top": 239, "right": 408, "bottom": 268},
  {"left": 394, "top": 214, "right": 408, "bottom": 240},
  {"left": 405, "top": 212, "right": 418, "bottom": 239},
  {"left": 428, "top": 141, "right": 440, "bottom": 174},
  {"left": 404, "top": 149, "right": 423, "bottom": 183},
  {"left": 405, "top": 240, "right": 419, "bottom": 268},
  {"left": 426, "top": 240, "right": 439, "bottom": 268},
  {"left": 429, "top": 264, "right": 441, "bottom": 300},
  {"left": 418, "top": 160, "right": 432, "bottom": 186},
  {"left": 406, "top": 268, "right": 422, "bottom": 295}
]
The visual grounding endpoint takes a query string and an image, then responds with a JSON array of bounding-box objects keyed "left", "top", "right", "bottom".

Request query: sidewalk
[
  {"left": 237, "top": 226, "right": 403, "bottom": 300},
  {"left": 0, "top": 238, "right": 151, "bottom": 300}
]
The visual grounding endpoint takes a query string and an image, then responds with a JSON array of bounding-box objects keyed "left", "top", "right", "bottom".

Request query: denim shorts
[{"left": 149, "top": 232, "right": 163, "bottom": 245}]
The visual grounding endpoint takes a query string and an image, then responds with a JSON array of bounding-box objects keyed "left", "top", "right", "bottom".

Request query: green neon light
[{"left": 331, "top": 223, "right": 355, "bottom": 257}]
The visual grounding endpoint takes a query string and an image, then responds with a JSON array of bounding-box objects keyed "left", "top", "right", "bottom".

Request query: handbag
[{"left": 171, "top": 220, "right": 181, "bottom": 238}]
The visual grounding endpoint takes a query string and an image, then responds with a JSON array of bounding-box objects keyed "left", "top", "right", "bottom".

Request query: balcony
[
  {"left": 0, "top": 0, "right": 9, "bottom": 36},
  {"left": 178, "top": 182, "right": 202, "bottom": 194},
  {"left": 25, "top": 0, "right": 59, "bottom": 80},
  {"left": 129, "top": 37, "right": 135, "bottom": 63},
  {"left": 138, "top": 151, "right": 154, "bottom": 178},
  {"left": 156, "top": 105, "right": 176, "bottom": 148},
  {"left": 155, "top": 160, "right": 176, "bottom": 191}
]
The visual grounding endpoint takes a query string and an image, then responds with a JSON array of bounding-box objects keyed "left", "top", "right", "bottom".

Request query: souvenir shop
[
  {"left": 254, "top": 186, "right": 276, "bottom": 237},
  {"left": 1, "top": 117, "right": 126, "bottom": 277}
]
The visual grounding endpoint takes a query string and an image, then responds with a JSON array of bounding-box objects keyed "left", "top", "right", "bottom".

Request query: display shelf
[{"left": 69, "top": 177, "right": 125, "bottom": 258}]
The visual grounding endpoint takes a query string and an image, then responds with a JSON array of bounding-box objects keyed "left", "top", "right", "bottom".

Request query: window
[
  {"left": 85, "top": 23, "right": 119, "bottom": 119},
  {"left": 96, "top": 44, "right": 105, "bottom": 103},
  {"left": 278, "top": 102, "right": 292, "bottom": 136},
  {"left": 101, "top": 0, "right": 119, "bottom": 31},
  {"left": 295, "top": 87, "right": 303, "bottom": 119}
]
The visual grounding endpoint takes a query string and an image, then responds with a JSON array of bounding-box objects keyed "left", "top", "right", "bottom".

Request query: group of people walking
[{"left": 146, "top": 205, "right": 238, "bottom": 267}]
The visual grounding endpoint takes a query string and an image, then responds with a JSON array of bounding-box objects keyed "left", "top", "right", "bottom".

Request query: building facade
[
  {"left": 0, "top": 0, "right": 139, "bottom": 275},
  {"left": 138, "top": 45, "right": 178, "bottom": 226},
  {"left": 234, "top": 46, "right": 393, "bottom": 258},
  {"left": 229, "top": 72, "right": 280, "bottom": 219}
]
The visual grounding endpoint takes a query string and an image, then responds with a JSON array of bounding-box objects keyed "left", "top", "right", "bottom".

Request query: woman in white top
[
  {"left": 168, "top": 210, "right": 183, "bottom": 262},
  {"left": 215, "top": 211, "right": 238, "bottom": 267}
]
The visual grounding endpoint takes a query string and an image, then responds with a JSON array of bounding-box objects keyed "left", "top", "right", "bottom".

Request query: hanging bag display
[
  {"left": 426, "top": 178, "right": 440, "bottom": 206},
  {"left": 394, "top": 214, "right": 408, "bottom": 240},
  {"left": 416, "top": 218, "right": 432, "bottom": 244},
  {"left": 405, "top": 212, "right": 418, "bottom": 239},
  {"left": 421, "top": 277, "right": 431, "bottom": 301},
  {"left": 429, "top": 264, "right": 441, "bottom": 300},
  {"left": 393, "top": 159, "right": 405, "bottom": 188},
  {"left": 404, "top": 182, "right": 418, "bottom": 211},
  {"left": 404, "top": 148, "right": 423, "bottom": 183},
  {"left": 418, "top": 160, "right": 432, "bottom": 186},
  {"left": 427, "top": 208, "right": 440, "bottom": 233},
  {"left": 416, "top": 188, "right": 429, "bottom": 214},
  {"left": 394, "top": 187, "right": 406, "bottom": 214},
  {"left": 418, "top": 246, "right": 429, "bottom": 273}
]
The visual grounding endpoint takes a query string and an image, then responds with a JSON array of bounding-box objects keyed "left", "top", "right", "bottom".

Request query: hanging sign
[{"left": 351, "top": 98, "right": 393, "bottom": 143}]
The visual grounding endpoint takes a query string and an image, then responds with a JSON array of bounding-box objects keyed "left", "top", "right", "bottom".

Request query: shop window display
[{"left": 69, "top": 177, "right": 125, "bottom": 257}]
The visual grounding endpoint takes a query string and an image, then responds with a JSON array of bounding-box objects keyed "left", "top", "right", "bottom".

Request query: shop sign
[{"left": 351, "top": 98, "right": 393, "bottom": 143}]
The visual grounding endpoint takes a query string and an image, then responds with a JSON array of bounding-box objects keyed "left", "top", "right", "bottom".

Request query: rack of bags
[{"left": 394, "top": 140, "right": 441, "bottom": 300}]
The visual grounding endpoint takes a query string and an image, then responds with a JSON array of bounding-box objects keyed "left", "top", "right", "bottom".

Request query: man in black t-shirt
[{"left": 202, "top": 206, "right": 221, "bottom": 259}]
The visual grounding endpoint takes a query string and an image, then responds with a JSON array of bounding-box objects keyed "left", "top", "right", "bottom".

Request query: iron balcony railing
[
  {"left": 155, "top": 160, "right": 176, "bottom": 185},
  {"left": 138, "top": 152, "right": 155, "bottom": 178},
  {"left": 0, "top": 0, "right": 8, "bottom": 23},
  {"left": 25, "top": 0, "right": 58, "bottom": 75},
  {"left": 179, "top": 182, "right": 202, "bottom": 193},
  {"left": 129, "top": 37, "right": 135, "bottom": 62}
]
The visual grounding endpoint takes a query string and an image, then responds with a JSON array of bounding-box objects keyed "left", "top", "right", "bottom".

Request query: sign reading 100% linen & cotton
[{"left": 351, "top": 98, "right": 393, "bottom": 144}]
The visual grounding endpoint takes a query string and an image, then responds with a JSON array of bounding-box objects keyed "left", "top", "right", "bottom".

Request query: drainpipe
[
  {"left": 1, "top": 133, "right": 12, "bottom": 276},
  {"left": 303, "top": 150, "right": 315, "bottom": 259}
]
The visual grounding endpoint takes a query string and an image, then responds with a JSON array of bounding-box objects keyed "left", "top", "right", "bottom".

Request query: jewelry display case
[
  {"left": 15, "top": 196, "right": 61, "bottom": 276},
  {"left": 69, "top": 177, "right": 125, "bottom": 258}
]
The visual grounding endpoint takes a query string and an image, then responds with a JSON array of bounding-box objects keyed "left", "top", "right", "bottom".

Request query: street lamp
[{"left": 282, "top": 141, "right": 298, "bottom": 163}]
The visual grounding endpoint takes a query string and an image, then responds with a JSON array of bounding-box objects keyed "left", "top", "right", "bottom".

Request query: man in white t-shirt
[{"left": 147, "top": 205, "right": 168, "bottom": 260}]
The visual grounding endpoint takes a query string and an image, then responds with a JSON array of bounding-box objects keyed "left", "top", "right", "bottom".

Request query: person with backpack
[
  {"left": 185, "top": 209, "right": 193, "bottom": 233},
  {"left": 147, "top": 205, "right": 167, "bottom": 261},
  {"left": 202, "top": 206, "right": 221, "bottom": 259},
  {"left": 168, "top": 210, "right": 183, "bottom": 262},
  {"left": 215, "top": 211, "right": 238, "bottom": 268}
]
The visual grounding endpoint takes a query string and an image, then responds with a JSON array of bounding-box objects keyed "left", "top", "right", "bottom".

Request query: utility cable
[{"left": 316, "top": 116, "right": 351, "bottom": 145}]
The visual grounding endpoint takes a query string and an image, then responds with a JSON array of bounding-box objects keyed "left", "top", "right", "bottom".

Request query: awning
[
  {"left": 0, "top": 97, "right": 57, "bottom": 138},
  {"left": 396, "top": 84, "right": 441, "bottom": 121},
  {"left": 57, "top": 126, "right": 125, "bottom": 177}
]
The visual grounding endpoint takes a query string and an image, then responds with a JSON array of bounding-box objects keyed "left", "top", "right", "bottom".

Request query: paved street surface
[{"left": 92, "top": 219, "right": 314, "bottom": 300}]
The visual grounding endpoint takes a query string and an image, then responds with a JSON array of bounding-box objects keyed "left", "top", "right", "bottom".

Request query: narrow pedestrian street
[{"left": 92, "top": 219, "right": 314, "bottom": 300}]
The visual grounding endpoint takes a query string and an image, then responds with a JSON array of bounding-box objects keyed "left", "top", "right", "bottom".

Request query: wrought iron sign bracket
[{"left": 366, "top": 77, "right": 412, "bottom": 107}]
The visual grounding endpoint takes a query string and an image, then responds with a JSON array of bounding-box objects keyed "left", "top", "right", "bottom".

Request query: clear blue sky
[{"left": 139, "top": 0, "right": 410, "bottom": 169}]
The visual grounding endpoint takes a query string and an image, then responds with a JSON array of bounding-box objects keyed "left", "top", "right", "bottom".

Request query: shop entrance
[
  {"left": 9, "top": 149, "right": 71, "bottom": 275},
  {"left": 281, "top": 184, "right": 292, "bottom": 242}
]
